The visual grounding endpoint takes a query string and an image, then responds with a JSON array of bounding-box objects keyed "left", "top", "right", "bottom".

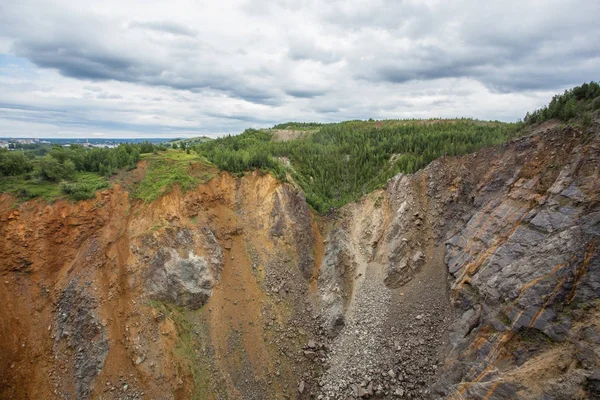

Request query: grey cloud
[
  {"left": 355, "top": 9, "right": 600, "bottom": 93},
  {"left": 96, "top": 92, "right": 123, "bottom": 100},
  {"left": 313, "top": 105, "right": 340, "bottom": 114},
  {"left": 285, "top": 88, "right": 326, "bottom": 98},
  {"left": 12, "top": 38, "right": 283, "bottom": 106},
  {"left": 287, "top": 36, "right": 341, "bottom": 64},
  {"left": 323, "top": 0, "right": 433, "bottom": 33},
  {"left": 84, "top": 85, "right": 103, "bottom": 92},
  {"left": 0, "top": 101, "right": 199, "bottom": 135},
  {"left": 205, "top": 111, "right": 274, "bottom": 124},
  {"left": 1, "top": 0, "right": 599, "bottom": 138},
  {"left": 129, "top": 21, "right": 197, "bottom": 37},
  {"left": 14, "top": 40, "right": 137, "bottom": 81}
]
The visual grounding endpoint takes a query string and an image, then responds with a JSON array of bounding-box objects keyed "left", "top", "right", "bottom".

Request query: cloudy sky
[{"left": 0, "top": 0, "right": 598, "bottom": 138}]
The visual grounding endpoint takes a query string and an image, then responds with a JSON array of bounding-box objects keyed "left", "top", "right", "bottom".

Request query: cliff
[{"left": 1, "top": 120, "right": 599, "bottom": 400}]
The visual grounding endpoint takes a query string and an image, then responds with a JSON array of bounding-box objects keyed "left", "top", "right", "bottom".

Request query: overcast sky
[{"left": 0, "top": 0, "right": 598, "bottom": 138}]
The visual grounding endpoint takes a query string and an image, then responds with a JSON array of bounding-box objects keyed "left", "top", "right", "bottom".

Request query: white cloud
[{"left": 0, "top": 0, "right": 598, "bottom": 137}]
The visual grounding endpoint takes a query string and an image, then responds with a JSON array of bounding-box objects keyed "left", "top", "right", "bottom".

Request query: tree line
[
  {"left": 1, "top": 142, "right": 164, "bottom": 200},
  {"left": 195, "top": 119, "right": 521, "bottom": 213},
  {"left": 524, "top": 81, "right": 600, "bottom": 125},
  {"left": 0, "top": 142, "right": 161, "bottom": 180}
]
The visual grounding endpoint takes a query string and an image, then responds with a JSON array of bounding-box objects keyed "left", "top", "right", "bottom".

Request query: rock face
[
  {"left": 0, "top": 120, "right": 599, "bottom": 400},
  {"left": 141, "top": 227, "right": 223, "bottom": 309},
  {"left": 434, "top": 126, "right": 600, "bottom": 400},
  {"left": 314, "top": 122, "right": 600, "bottom": 400},
  {"left": 145, "top": 248, "right": 216, "bottom": 309},
  {"left": 54, "top": 279, "right": 109, "bottom": 399}
]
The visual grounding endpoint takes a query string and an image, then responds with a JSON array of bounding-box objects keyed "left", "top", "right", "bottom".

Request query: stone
[{"left": 144, "top": 247, "right": 219, "bottom": 309}]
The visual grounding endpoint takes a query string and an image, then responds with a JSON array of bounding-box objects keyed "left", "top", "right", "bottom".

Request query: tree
[
  {"left": 0, "top": 150, "right": 33, "bottom": 176},
  {"left": 39, "top": 156, "right": 76, "bottom": 181}
]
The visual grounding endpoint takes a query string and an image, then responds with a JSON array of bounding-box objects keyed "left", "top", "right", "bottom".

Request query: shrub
[
  {"left": 0, "top": 150, "right": 33, "bottom": 176},
  {"left": 60, "top": 180, "right": 109, "bottom": 200},
  {"left": 39, "top": 156, "right": 76, "bottom": 181}
]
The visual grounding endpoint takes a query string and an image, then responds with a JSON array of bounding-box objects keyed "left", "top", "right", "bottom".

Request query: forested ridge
[
  {"left": 196, "top": 82, "right": 600, "bottom": 213},
  {"left": 524, "top": 81, "right": 600, "bottom": 125},
  {"left": 195, "top": 119, "right": 522, "bottom": 212}
]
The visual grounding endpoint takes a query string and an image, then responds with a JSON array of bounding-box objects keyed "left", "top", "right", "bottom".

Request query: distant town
[{"left": 0, "top": 137, "right": 172, "bottom": 149}]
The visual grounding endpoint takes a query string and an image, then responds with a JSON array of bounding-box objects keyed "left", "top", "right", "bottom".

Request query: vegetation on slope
[
  {"left": 195, "top": 82, "right": 600, "bottom": 213},
  {"left": 134, "top": 151, "right": 215, "bottom": 202},
  {"left": 524, "top": 81, "right": 600, "bottom": 125},
  {"left": 0, "top": 142, "right": 163, "bottom": 201},
  {"left": 195, "top": 119, "right": 522, "bottom": 212}
]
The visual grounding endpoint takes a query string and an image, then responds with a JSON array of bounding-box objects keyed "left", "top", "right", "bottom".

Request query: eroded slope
[{"left": 1, "top": 121, "right": 599, "bottom": 400}]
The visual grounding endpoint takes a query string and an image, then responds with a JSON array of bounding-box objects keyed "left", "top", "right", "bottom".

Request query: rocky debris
[
  {"left": 316, "top": 256, "right": 450, "bottom": 400},
  {"left": 299, "top": 380, "right": 306, "bottom": 394},
  {"left": 317, "top": 261, "right": 392, "bottom": 399},
  {"left": 54, "top": 279, "right": 109, "bottom": 399},
  {"left": 317, "top": 227, "right": 356, "bottom": 336}
]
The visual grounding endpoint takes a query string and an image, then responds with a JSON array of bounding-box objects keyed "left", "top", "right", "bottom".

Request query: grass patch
[
  {"left": 0, "top": 176, "right": 62, "bottom": 201},
  {"left": 60, "top": 172, "right": 110, "bottom": 200},
  {"left": 0, "top": 171, "right": 109, "bottom": 202},
  {"left": 135, "top": 150, "right": 215, "bottom": 202}
]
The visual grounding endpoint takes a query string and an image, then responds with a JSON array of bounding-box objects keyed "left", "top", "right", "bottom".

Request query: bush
[
  {"left": 581, "top": 113, "right": 593, "bottom": 129},
  {"left": 0, "top": 150, "right": 33, "bottom": 176},
  {"left": 60, "top": 181, "right": 109, "bottom": 200},
  {"left": 39, "top": 156, "right": 76, "bottom": 181}
]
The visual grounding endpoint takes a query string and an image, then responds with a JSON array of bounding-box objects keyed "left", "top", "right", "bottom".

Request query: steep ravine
[{"left": 1, "top": 121, "right": 599, "bottom": 400}]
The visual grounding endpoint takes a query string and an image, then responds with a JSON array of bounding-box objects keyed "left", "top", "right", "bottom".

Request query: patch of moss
[
  {"left": 497, "top": 310, "right": 512, "bottom": 327},
  {"left": 517, "top": 327, "right": 553, "bottom": 345}
]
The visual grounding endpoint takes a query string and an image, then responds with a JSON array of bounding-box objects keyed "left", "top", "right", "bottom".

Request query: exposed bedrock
[
  {"left": 1, "top": 122, "right": 599, "bottom": 399},
  {"left": 315, "top": 124, "right": 600, "bottom": 399}
]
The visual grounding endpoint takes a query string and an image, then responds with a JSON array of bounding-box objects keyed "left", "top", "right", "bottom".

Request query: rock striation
[{"left": 1, "top": 120, "right": 599, "bottom": 399}]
